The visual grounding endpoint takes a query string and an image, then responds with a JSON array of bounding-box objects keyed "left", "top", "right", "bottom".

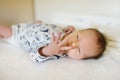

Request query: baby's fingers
[
  {"left": 66, "top": 29, "right": 73, "bottom": 34},
  {"left": 51, "top": 32, "right": 55, "bottom": 42},
  {"left": 60, "top": 46, "right": 73, "bottom": 51},
  {"left": 51, "top": 32, "right": 62, "bottom": 43},
  {"left": 58, "top": 37, "right": 68, "bottom": 46},
  {"left": 55, "top": 32, "right": 61, "bottom": 43}
]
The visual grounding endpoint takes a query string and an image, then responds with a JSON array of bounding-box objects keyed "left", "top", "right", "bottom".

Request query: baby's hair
[{"left": 84, "top": 28, "right": 107, "bottom": 59}]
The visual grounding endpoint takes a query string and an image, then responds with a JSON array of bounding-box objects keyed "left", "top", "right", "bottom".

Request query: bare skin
[
  {"left": 0, "top": 25, "right": 12, "bottom": 38},
  {"left": 64, "top": 30, "right": 99, "bottom": 59}
]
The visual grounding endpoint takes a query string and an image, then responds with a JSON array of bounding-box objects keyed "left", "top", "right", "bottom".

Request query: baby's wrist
[
  {"left": 38, "top": 46, "right": 49, "bottom": 57},
  {"left": 41, "top": 46, "right": 54, "bottom": 56}
]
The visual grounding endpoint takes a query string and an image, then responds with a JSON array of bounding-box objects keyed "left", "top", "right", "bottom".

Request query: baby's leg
[{"left": 0, "top": 25, "right": 12, "bottom": 39}]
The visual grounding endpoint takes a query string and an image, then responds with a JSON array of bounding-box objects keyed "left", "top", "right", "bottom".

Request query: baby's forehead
[
  {"left": 79, "top": 30, "right": 99, "bottom": 52},
  {"left": 77, "top": 29, "right": 101, "bottom": 57}
]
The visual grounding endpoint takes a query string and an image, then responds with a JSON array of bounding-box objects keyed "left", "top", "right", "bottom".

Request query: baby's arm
[{"left": 38, "top": 32, "right": 72, "bottom": 57}]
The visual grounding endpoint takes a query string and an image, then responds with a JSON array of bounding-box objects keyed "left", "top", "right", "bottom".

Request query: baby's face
[{"left": 65, "top": 30, "right": 99, "bottom": 59}]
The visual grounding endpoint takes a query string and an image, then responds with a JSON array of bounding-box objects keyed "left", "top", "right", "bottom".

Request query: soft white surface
[
  {"left": 0, "top": 15, "right": 120, "bottom": 80},
  {"left": 0, "top": 40, "right": 120, "bottom": 80}
]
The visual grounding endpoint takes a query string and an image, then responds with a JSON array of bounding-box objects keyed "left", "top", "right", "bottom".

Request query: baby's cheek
[{"left": 67, "top": 49, "right": 81, "bottom": 59}]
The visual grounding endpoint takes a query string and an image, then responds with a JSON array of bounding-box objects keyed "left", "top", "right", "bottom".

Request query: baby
[{"left": 0, "top": 22, "right": 107, "bottom": 63}]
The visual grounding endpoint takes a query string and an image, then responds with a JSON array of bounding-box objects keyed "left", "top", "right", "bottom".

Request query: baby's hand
[
  {"left": 63, "top": 25, "right": 75, "bottom": 34},
  {"left": 42, "top": 32, "right": 72, "bottom": 56}
]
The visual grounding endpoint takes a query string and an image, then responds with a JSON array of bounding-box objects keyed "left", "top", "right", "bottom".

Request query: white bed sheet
[
  {"left": 0, "top": 15, "right": 120, "bottom": 80},
  {"left": 0, "top": 37, "right": 120, "bottom": 80}
]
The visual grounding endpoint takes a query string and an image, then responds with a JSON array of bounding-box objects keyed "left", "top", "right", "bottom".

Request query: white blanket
[{"left": 0, "top": 39, "right": 120, "bottom": 80}]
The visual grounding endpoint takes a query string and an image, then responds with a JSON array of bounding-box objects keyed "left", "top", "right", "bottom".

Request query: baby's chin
[{"left": 67, "top": 54, "right": 83, "bottom": 60}]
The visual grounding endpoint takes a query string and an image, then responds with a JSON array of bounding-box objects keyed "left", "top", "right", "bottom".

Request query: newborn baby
[
  {"left": 60, "top": 28, "right": 106, "bottom": 59},
  {"left": 0, "top": 22, "right": 106, "bottom": 63}
]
